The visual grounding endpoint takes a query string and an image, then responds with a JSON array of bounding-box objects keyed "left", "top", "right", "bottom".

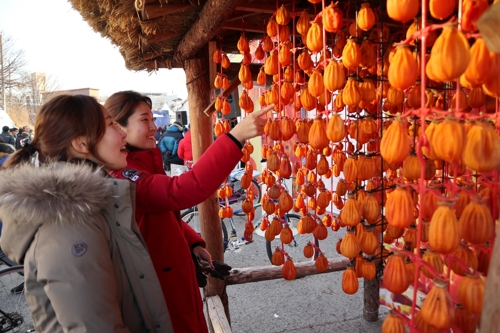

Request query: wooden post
[
  {"left": 480, "top": 234, "right": 500, "bottom": 333},
  {"left": 363, "top": 277, "right": 379, "bottom": 322},
  {"left": 184, "top": 57, "right": 226, "bottom": 301}
]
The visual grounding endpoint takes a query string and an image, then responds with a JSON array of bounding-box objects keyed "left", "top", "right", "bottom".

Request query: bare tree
[
  {"left": 1, "top": 32, "right": 61, "bottom": 125},
  {"left": 0, "top": 32, "right": 28, "bottom": 98},
  {"left": 18, "top": 72, "right": 60, "bottom": 123}
]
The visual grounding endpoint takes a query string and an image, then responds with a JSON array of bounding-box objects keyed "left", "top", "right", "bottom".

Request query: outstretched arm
[{"left": 134, "top": 105, "right": 273, "bottom": 213}]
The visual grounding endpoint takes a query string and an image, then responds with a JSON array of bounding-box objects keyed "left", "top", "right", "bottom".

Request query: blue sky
[{"left": 0, "top": 0, "right": 188, "bottom": 98}]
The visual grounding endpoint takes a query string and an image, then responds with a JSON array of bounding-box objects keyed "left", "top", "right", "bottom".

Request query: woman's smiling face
[
  {"left": 119, "top": 101, "right": 157, "bottom": 149},
  {"left": 95, "top": 107, "right": 128, "bottom": 171}
]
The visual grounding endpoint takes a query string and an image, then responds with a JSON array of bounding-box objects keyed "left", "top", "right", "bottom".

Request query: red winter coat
[
  {"left": 177, "top": 130, "right": 193, "bottom": 163},
  {"left": 110, "top": 134, "right": 242, "bottom": 333}
]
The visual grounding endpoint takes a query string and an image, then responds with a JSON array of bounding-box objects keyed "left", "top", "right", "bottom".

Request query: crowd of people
[
  {"left": 154, "top": 120, "right": 194, "bottom": 172},
  {"left": 0, "top": 92, "right": 271, "bottom": 333},
  {"left": 0, "top": 125, "right": 33, "bottom": 166}
]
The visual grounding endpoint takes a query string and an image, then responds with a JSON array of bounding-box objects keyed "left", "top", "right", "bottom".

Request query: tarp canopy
[{"left": 0, "top": 109, "right": 16, "bottom": 129}]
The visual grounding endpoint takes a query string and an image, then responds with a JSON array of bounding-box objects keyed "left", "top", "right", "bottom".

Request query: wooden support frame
[
  {"left": 221, "top": 22, "right": 265, "bottom": 33},
  {"left": 184, "top": 57, "right": 227, "bottom": 303},
  {"left": 234, "top": 3, "right": 305, "bottom": 14},
  {"left": 203, "top": 77, "right": 240, "bottom": 117},
  {"left": 480, "top": 234, "right": 499, "bottom": 332},
  {"left": 208, "top": 41, "right": 218, "bottom": 90},
  {"left": 225, "top": 257, "right": 350, "bottom": 285},
  {"left": 142, "top": 31, "right": 182, "bottom": 46},
  {"left": 206, "top": 296, "right": 232, "bottom": 333},
  {"left": 137, "top": 3, "right": 195, "bottom": 21},
  {"left": 174, "top": 0, "right": 243, "bottom": 65}
]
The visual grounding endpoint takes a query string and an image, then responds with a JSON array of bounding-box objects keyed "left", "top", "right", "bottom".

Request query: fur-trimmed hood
[{"left": 0, "top": 162, "right": 113, "bottom": 264}]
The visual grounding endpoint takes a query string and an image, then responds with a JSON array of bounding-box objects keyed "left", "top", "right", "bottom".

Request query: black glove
[
  {"left": 191, "top": 252, "right": 208, "bottom": 287},
  {"left": 191, "top": 253, "right": 232, "bottom": 287},
  {"left": 212, "top": 260, "right": 232, "bottom": 278}
]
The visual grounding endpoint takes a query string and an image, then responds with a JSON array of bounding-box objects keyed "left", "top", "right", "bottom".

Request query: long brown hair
[
  {"left": 104, "top": 90, "right": 152, "bottom": 126},
  {"left": 4, "top": 95, "right": 106, "bottom": 167}
]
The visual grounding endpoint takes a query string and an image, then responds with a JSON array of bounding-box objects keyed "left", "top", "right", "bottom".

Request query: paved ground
[{"left": 222, "top": 210, "right": 388, "bottom": 333}]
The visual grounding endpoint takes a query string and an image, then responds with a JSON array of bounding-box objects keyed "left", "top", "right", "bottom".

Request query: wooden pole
[
  {"left": 363, "top": 277, "right": 379, "bottom": 322},
  {"left": 480, "top": 234, "right": 500, "bottom": 333},
  {"left": 184, "top": 57, "right": 226, "bottom": 300}
]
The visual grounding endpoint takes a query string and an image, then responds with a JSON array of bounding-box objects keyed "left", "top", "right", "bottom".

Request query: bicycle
[
  {"left": 0, "top": 253, "right": 34, "bottom": 333},
  {"left": 180, "top": 165, "right": 262, "bottom": 241},
  {"left": 183, "top": 172, "right": 321, "bottom": 264}
]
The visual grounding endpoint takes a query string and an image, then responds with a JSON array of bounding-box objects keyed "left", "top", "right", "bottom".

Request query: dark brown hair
[
  {"left": 104, "top": 90, "right": 152, "bottom": 126},
  {"left": 4, "top": 95, "right": 106, "bottom": 167}
]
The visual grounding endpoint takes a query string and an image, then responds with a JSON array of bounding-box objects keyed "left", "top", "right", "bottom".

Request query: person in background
[
  {"left": 177, "top": 127, "right": 192, "bottom": 165},
  {"left": 0, "top": 126, "right": 14, "bottom": 145},
  {"left": 0, "top": 94, "right": 173, "bottom": 333},
  {"left": 9, "top": 127, "right": 18, "bottom": 139},
  {"left": 14, "top": 127, "right": 31, "bottom": 150},
  {"left": 154, "top": 124, "right": 163, "bottom": 143},
  {"left": 158, "top": 121, "right": 184, "bottom": 171},
  {"left": 0, "top": 143, "right": 15, "bottom": 167},
  {"left": 104, "top": 90, "right": 271, "bottom": 333}
]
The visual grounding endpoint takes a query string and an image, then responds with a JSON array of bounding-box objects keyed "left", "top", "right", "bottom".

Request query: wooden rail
[
  {"left": 207, "top": 295, "right": 232, "bottom": 333},
  {"left": 225, "top": 257, "right": 350, "bottom": 285}
]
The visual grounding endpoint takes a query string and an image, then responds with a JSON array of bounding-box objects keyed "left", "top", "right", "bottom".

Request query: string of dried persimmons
[{"left": 211, "top": 0, "right": 499, "bottom": 331}]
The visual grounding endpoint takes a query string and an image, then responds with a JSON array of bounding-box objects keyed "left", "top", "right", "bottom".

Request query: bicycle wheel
[
  {"left": 181, "top": 208, "right": 228, "bottom": 251},
  {"left": 233, "top": 179, "right": 262, "bottom": 217},
  {"left": 265, "top": 214, "right": 320, "bottom": 264},
  {"left": 0, "top": 266, "right": 34, "bottom": 333},
  {"left": 0, "top": 248, "right": 18, "bottom": 268}
]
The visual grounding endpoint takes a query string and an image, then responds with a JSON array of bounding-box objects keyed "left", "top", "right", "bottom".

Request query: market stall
[{"left": 69, "top": 0, "right": 500, "bottom": 331}]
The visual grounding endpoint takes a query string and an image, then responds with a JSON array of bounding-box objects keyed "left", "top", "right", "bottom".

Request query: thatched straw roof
[
  {"left": 68, "top": 0, "right": 396, "bottom": 73},
  {"left": 66, "top": 0, "right": 309, "bottom": 71}
]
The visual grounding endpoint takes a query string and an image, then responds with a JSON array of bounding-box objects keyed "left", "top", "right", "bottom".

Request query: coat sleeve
[
  {"left": 32, "top": 217, "right": 131, "bottom": 333},
  {"left": 159, "top": 137, "right": 167, "bottom": 153},
  {"left": 177, "top": 211, "right": 206, "bottom": 248},
  {"left": 172, "top": 139, "right": 179, "bottom": 156},
  {"left": 134, "top": 134, "right": 243, "bottom": 213}
]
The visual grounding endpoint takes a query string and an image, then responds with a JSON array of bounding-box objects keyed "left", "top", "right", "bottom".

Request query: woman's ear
[{"left": 71, "top": 136, "right": 90, "bottom": 155}]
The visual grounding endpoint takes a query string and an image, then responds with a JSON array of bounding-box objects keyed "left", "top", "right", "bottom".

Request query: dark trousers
[{"left": 162, "top": 153, "right": 184, "bottom": 171}]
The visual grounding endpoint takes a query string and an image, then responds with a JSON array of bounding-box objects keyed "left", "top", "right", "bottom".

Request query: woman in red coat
[
  {"left": 177, "top": 129, "right": 192, "bottom": 164},
  {"left": 105, "top": 91, "right": 270, "bottom": 333}
]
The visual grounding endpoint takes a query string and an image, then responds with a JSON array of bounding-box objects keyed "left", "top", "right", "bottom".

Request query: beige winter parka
[{"left": 0, "top": 162, "right": 174, "bottom": 333}]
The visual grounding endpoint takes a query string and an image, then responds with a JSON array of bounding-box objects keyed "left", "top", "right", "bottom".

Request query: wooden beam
[
  {"left": 234, "top": 3, "right": 281, "bottom": 14},
  {"left": 141, "top": 31, "right": 182, "bottom": 53},
  {"left": 234, "top": 3, "right": 306, "bottom": 14},
  {"left": 174, "top": 0, "right": 244, "bottom": 66},
  {"left": 208, "top": 41, "right": 218, "bottom": 90},
  {"left": 225, "top": 257, "right": 350, "bottom": 285},
  {"left": 144, "top": 58, "right": 182, "bottom": 70},
  {"left": 221, "top": 22, "right": 265, "bottom": 34},
  {"left": 143, "top": 51, "right": 174, "bottom": 62},
  {"left": 203, "top": 77, "right": 240, "bottom": 117},
  {"left": 138, "top": 3, "right": 195, "bottom": 21},
  {"left": 225, "top": 11, "right": 261, "bottom": 23},
  {"left": 206, "top": 296, "right": 232, "bottom": 333}
]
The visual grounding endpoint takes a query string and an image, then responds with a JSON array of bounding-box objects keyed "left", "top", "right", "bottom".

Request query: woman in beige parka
[{"left": 0, "top": 95, "right": 173, "bottom": 333}]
